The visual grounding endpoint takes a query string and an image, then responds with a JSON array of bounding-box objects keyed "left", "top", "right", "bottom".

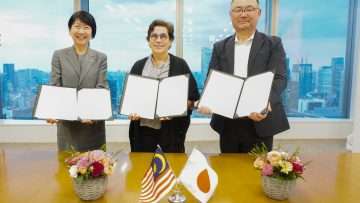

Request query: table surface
[{"left": 0, "top": 149, "right": 359, "bottom": 203}]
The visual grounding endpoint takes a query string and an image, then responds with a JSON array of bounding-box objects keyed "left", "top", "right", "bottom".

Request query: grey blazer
[
  {"left": 209, "top": 31, "right": 290, "bottom": 138},
  {"left": 50, "top": 46, "right": 108, "bottom": 151}
]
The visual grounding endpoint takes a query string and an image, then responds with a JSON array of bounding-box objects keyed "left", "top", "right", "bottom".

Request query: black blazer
[
  {"left": 128, "top": 54, "right": 200, "bottom": 151},
  {"left": 209, "top": 31, "right": 290, "bottom": 137}
]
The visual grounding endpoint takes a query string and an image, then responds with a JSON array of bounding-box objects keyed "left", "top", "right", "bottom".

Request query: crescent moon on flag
[{"left": 153, "top": 153, "right": 167, "bottom": 175}]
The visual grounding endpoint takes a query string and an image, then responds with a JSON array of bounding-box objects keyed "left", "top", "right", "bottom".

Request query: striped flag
[{"left": 139, "top": 146, "right": 176, "bottom": 203}]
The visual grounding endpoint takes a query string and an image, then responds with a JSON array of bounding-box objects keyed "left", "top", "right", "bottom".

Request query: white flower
[
  {"left": 69, "top": 165, "right": 78, "bottom": 178},
  {"left": 253, "top": 157, "right": 265, "bottom": 169},
  {"left": 267, "top": 151, "right": 282, "bottom": 166},
  {"left": 280, "top": 152, "right": 289, "bottom": 159}
]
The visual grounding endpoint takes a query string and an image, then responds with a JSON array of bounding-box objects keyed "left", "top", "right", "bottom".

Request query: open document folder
[
  {"left": 198, "top": 70, "right": 274, "bottom": 119},
  {"left": 33, "top": 85, "right": 112, "bottom": 121},
  {"left": 119, "top": 74, "right": 189, "bottom": 119}
]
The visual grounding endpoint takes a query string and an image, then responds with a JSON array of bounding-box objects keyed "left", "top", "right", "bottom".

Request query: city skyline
[
  {"left": 0, "top": 51, "right": 346, "bottom": 119},
  {"left": 0, "top": 0, "right": 351, "bottom": 119}
]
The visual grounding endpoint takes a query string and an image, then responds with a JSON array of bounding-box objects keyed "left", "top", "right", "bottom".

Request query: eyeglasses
[
  {"left": 150, "top": 33, "right": 169, "bottom": 41},
  {"left": 231, "top": 6, "right": 259, "bottom": 14}
]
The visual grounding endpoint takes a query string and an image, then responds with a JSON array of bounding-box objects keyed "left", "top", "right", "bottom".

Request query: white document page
[
  {"left": 120, "top": 75, "right": 159, "bottom": 119},
  {"left": 198, "top": 70, "right": 244, "bottom": 118},
  {"left": 34, "top": 85, "right": 78, "bottom": 120},
  {"left": 236, "top": 72, "right": 274, "bottom": 117},
  {"left": 77, "top": 88, "right": 112, "bottom": 120},
  {"left": 156, "top": 75, "right": 188, "bottom": 118}
]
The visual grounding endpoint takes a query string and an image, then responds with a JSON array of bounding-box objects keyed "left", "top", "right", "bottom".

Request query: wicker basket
[
  {"left": 72, "top": 176, "right": 108, "bottom": 201},
  {"left": 261, "top": 176, "right": 296, "bottom": 200}
]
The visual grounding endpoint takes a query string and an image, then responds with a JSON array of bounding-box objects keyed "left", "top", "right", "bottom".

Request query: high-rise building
[
  {"left": 282, "top": 58, "right": 291, "bottom": 112},
  {"left": 298, "top": 98, "right": 325, "bottom": 113},
  {"left": 3, "top": 63, "right": 15, "bottom": 87},
  {"left": 293, "top": 61, "right": 313, "bottom": 98},
  {"left": 311, "top": 70, "right": 317, "bottom": 92},
  {"left": 107, "top": 73, "right": 120, "bottom": 115},
  {"left": 287, "top": 60, "right": 300, "bottom": 112},
  {"left": 2, "top": 63, "right": 16, "bottom": 109},
  {"left": 201, "top": 47, "right": 212, "bottom": 83},
  {"left": 331, "top": 57, "right": 345, "bottom": 108},
  {"left": 318, "top": 66, "right": 332, "bottom": 96}
]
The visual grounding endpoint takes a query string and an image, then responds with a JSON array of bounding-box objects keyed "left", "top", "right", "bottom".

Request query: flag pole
[
  {"left": 168, "top": 178, "right": 186, "bottom": 203},
  {"left": 168, "top": 146, "right": 190, "bottom": 203}
]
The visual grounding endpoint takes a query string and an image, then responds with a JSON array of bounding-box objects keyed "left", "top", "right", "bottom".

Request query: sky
[
  {"left": 278, "top": 0, "right": 349, "bottom": 70},
  {"left": 0, "top": 0, "right": 350, "bottom": 72}
]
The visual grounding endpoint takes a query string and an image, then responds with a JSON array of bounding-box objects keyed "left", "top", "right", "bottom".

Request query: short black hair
[
  {"left": 231, "top": 0, "right": 259, "bottom": 5},
  {"left": 146, "top": 19, "right": 175, "bottom": 41},
  {"left": 68, "top": 11, "right": 97, "bottom": 38}
]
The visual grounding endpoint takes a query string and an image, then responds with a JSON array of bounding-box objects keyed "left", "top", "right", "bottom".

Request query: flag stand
[{"left": 168, "top": 179, "right": 186, "bottom": 203}]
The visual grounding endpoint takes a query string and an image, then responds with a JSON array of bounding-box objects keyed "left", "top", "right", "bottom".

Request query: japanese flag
[{"left": 179, "top": 148, "right": 218, "bottom": 203}]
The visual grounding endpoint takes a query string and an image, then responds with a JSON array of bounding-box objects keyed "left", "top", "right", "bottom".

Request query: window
[
  {"left": 0, "top": 0, "right": 354, "bottom": 121},
  {"left": 278, "top": 0, "right": 350, "bottom": 118},
  {"left": 90, "top": 0, "right": 176, "bottom": 118},
  {"left": 0, "top": 0, "right": 73, "bottom": 119}
]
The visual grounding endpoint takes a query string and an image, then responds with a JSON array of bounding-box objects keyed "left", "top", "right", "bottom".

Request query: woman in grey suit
[{"left": 47, "top": 11, "right": 108, "bottom": 152}]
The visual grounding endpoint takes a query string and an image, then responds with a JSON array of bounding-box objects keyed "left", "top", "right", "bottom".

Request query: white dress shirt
[{"left": 234, "top": 33, "right": 255, "bottom": 78}]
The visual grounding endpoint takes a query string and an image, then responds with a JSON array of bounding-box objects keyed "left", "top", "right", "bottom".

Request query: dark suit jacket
[
  {"left": 50, "top": 46, "right": 108, "bottom": 151},
  {"left": 209, "top": 31, "right": 290, "bottom": 137},
  {"left": 128, "top": 54, "right": 200, "bottom": 152}
]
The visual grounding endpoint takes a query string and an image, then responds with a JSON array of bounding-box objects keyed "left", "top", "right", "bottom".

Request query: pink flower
[
  {"left": 261, "top": 164, "right": 273, "bottom": 176},
  {"left": 91, "top": 162, "right": 104, "bottom": 177},
  {"left": 89, "top": 150, "right": 106, "bottom": 162},
  {"left": 292, "top": 161, "right": 304, "bottom": 174},
  {"left": 77, "top": 157, "right": 90, "bottom": 168}
]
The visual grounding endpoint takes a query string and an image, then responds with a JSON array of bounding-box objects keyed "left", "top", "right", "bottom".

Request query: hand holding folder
[
  {"left": 119, "top": 74, "right": 189, "bottom": 119},
  {"left": 198, "top": 70, "right": 274, "bottom": 119},
  {"left": 34, "top": 85, "right": 112, "bottom": 121}
]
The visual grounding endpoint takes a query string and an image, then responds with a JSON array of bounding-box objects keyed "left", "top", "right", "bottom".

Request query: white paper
[
  {"left": 34, "top": 86, "right": 78, "bottom": 120},
  {"left": 120, "top": 75, "right": 158, "bottom": 119},
  {"left": 198, "top": 70, "right": 244, "bottom": 118},
  {"left": 77, "top": 88, "right": 112, "bottom": 120},
  {"left": 236, "top": 72, "right": 274, "bottom": 117},
  {"left": 156, "top": 75, "right": 188, "bottom": 117}
]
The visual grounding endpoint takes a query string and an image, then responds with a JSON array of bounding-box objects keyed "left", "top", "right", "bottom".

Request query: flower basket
[
  {"left": 261, "top": 176, "right": 295, "bottom": 200},
  {"left": 250, "top": 144, "right": 309, "bottom": 201},
  {"left": 72, "top": 176, "right": 108, "bottom": 201},
  {"left": 65, "top": 149, "right": 118, "bottom": 201}
]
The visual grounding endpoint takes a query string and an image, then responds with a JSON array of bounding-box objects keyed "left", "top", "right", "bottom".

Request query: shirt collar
[{"left": 235, "top": 32, "right": 255, "bottom": 44}]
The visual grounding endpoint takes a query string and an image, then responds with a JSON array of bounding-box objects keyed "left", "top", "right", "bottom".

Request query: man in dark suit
[{"left": 198, "top": 0, "right": 289, "bottom": 153}]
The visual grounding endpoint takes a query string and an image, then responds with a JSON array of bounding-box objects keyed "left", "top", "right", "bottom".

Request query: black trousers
[
  {"left": 220, "top": 118, "right": 273, "bottom": 153},
  {"left": 132, "top": 126, "right": 185, "bottom": 153}
]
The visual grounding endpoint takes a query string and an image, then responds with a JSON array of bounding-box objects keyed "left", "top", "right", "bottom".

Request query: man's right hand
[
  {"left": 46, "top": 119, "right": 58, "bottom": 124},
  {"left": 128, "top": 113, "right": 141, "bottom": 121}
]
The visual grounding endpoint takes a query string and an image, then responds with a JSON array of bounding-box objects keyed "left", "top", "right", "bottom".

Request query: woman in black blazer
[{"left": 128, "top": 19, "right": 199, "bottom": 153}]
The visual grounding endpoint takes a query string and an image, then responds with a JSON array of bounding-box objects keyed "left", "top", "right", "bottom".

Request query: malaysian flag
[{"left": 139, "top": 146, "right": 177, "bottom": 203}]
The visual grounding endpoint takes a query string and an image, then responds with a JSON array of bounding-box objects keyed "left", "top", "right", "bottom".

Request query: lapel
[
  {"left": 79, "top": 48, "right": 96, "bottom": 85},
  {"left": 65, "top": 47, "right": 81, "bottom": 78},
  {"left": 225, "top": 35, "right": 235, "bottom": 74},
  {"left": 247, "top": 31, "right": 264, "bottom": 76},
  {"left": 168, "top": 54, "right": 175, "bottom": 76}
]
